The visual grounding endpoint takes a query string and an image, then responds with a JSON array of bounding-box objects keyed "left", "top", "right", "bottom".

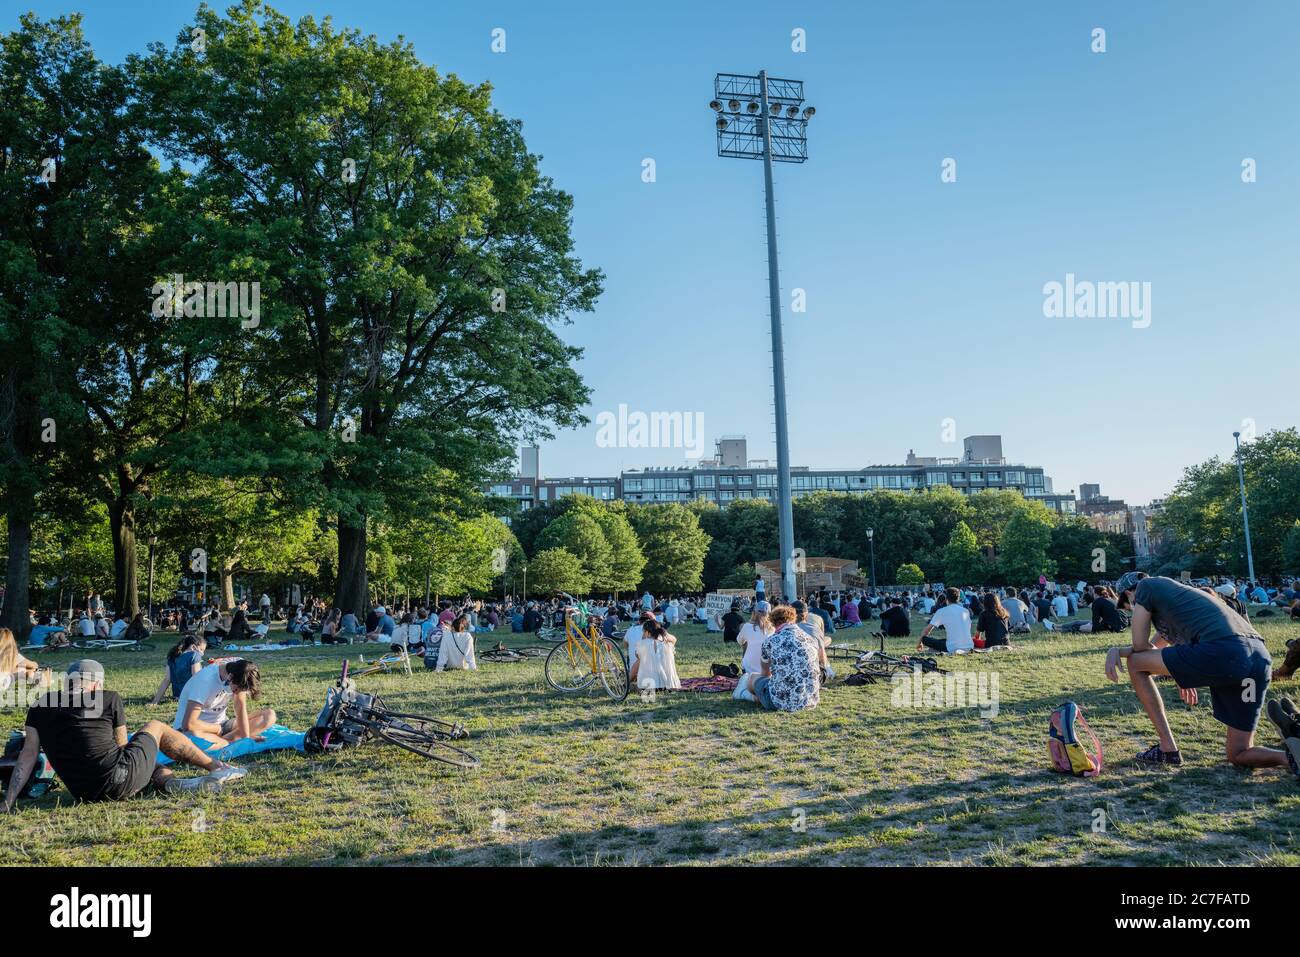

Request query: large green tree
[
  {"left": 132, "top": 1, "right": 602, "bottom": 616},
  {"left": 627, "top": 503, "right": 710, "bottom": 593}
]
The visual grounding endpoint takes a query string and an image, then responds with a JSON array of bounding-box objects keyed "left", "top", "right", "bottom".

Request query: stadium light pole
[
  {"left": 1232, "top": 431, "right": 1256, "bottom": 584},
  {"left": 866, "top": 528, "right": 877, "bottom": 590},
  {"left": 710, "top": 71, "right": 815, "bottom": 602}
]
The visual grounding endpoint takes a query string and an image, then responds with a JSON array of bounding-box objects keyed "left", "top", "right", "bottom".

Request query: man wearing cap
[
  {"left": 3, "top": 661, "right": 246, "bottom": 811},
  {"left": 1104, "top": 572, "right": 1299, "bottom": 776}
]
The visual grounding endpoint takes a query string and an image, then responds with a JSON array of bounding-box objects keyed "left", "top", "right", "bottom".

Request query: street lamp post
[
  {"left": 522, "top": 564, "right": 527, "bottom": 603},
  {"left": 1232, "top": 431, "right": 1256, "bottom": 584},
  {"left": 146, "top": 536, "right": 157, "bottom": 622},
  {"left": 866, "top": 528, "right": 877, "bottom": 590},
  {"left": 710, "top": 72, "right": 814, "bottom": 603}
]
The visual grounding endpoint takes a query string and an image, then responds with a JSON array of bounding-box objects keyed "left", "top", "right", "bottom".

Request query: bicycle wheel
[
  {"left": 596, "top": 637, "right": 629, "bottom": 701},
  {"left": 374, "top": 723, "right": 479, "bottom": 768},
  {"left": 481, "top": 648, "right": 521, "bottom": 663},
  {"left": 545, "top": 641, "right": 598, "bottom": 692},
  {"left": 536, "top": 627, "right": 565, "bottom": 643}
]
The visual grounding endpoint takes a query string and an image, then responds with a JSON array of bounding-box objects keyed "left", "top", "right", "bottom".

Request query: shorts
[
  {"left": 752, "top": 676, "right": 778, "bottom": 711},
  {"left": 99, "top": 730, "right": 160, "bottom": 801},
  {"left": 218, "top": 718, "right": 236, "bottom": 736},
  {"left": 1161, "top": 636, "right": 1272, "bottom": 733}
]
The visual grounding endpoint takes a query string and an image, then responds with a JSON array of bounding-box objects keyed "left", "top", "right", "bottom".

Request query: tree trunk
[
  {"left": 218, "top": 563, "right": 237, "bottom": 612},
  {"left": 107, "top": 497, "right": 140, "bottom": 616},
  {"left": 335, "top": 517, "right": 368, "bottom": 617},
  {"left": 1, "top": 508, "right": 33, "bottom": 642}
]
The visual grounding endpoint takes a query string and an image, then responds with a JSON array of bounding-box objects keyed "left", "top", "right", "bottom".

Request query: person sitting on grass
[
  {"left": 879, "top": 596, "right": 911, "bottom": 638},
  {"left": 917, "top": 587, "right": 973, "bottom": 654},
  {"left": 738, "top": 602, "right": 773, "bottom": 675},
  {"left": 1104, "top": 571, "right": 1299, "bottom": 775},
  {"left": 0, "top": 627, "right": 46, "bottom": 691},
  {"left": 434, "top": 614, "right": 478, "bottom": 671},
  {"left": 630, "top": 618, "right": 681, "bottom": 692},
  {"left": 150, "top": 633, "right": 207, "bottom": 705},
  {"left": 173, "top": 659, "right": 276, "bottom": 750},
  {"left": 4, "top": 660, "right": 246, "bottom": 811},
  {"left": 975, "top": 592, "right": 1011, "bottom": 648},
  {"left": 733, "top": 604, "right": 821, "bottom": 712}
]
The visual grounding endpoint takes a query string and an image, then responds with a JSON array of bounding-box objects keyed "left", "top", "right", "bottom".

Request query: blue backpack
[{"left": 2, "top": 730, "right": 58, "bottom": 798}]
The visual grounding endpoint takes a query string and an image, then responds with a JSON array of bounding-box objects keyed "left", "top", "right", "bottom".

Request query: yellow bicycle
[{"left": 544, "top": 610, "right": 629, "bottom": 701}]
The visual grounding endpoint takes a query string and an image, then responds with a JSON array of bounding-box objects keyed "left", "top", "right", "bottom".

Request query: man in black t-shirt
[
  {"left": 1104, "top": 572, "right": 1298, "bottom": 776},
  {"left": 721, "top": 604, "right": 746, "bottom": 643},
  {"left": 3, "top": 660, "right": 246, "bottom": 811},
  {"left": 879, "top": 598, "right": 911, "bottom": 637},
  {"left": 1089, "top": 594, "right": 1128, "bottom": 633}
]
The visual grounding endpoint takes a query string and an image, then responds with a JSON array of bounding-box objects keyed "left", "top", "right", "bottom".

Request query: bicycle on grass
[
  {"left": 306, "top": 660, "right": 478, "bottom": 768},
  {"left": 543, "top": 608, "right": 629, "bottom": 701}
]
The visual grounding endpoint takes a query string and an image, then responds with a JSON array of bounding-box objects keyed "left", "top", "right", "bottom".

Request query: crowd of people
[{"left": 4, "top": 566, "right": 1300, "bottom": 811}]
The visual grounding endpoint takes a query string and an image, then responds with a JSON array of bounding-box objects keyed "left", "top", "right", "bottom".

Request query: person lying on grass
[
  {"left": 917, "top": 587, "right": 974, "bottom": 654},
  {"left": 1104, "top": 571, "right": 1300, "bottom": 776},
  {"left": 173, "top": 658, "right": 277, "bottom": 749},
  {"left": 4, "top": 659, "right": 245, "bottom": 811},
  {"left": 734, "top": 604, "right": 821, "bottom": 713}
]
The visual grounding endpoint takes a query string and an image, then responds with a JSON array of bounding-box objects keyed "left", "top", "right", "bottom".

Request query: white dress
[{"left": 635, "top": 638, "right": 681, "bottom": 691}]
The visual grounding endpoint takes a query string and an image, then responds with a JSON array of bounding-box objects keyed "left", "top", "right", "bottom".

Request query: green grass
[{"left": 4, "top": 613, "right": 1299, "bottom": 866}]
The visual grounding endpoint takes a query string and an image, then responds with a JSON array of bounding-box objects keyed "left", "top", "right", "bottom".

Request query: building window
[
  {"left": 1006, "top": 470, "right": 1025, "bottom": 485},
  {"left": 695, "top": 475, "right": 715, "bottom": 489},
  {"left": 757, "top": 473, "right": 777, "bottom": 488},
  {"left": 624, "top": 478, "right": 642, "bottom": 492},
  {"left": 925, "top": 472, "right": 947, "bottom": 485},
  {"left": 737, "top": 474, "right": 753, "bottom": 486}
]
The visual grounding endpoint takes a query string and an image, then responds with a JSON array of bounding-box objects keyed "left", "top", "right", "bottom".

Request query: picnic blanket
[
  {"left": 679, "top": 675, "right": 738, "bottom": 693},
  {"left": 156, "top": 724, "right": 305, "bottom": 765}
]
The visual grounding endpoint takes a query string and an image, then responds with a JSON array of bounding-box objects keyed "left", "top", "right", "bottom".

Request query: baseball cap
[
  {"left": 65, "top": 659, "right": 105, "bottom": 688},
  {"left": 1215, "top": 583, "right": 1236, "bottom": 596},
  {"left": 1114, "top": 571, "right": 1145, "bottom": 594},
  {"left": 754, "top": 600, "right": 771, "bottom": 612}
]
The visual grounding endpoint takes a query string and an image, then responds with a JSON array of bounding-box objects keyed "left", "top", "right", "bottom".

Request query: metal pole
[
  {"left": 147, "top": 540, "right": 156, "bottom": 622},
  {"left": 759, "top": 70, "right": 797, "bottom": 603},
  {"left": 522, "top": 564, "right": 527, "bottom": 602},
  {"left": 869, "top": 537, "right": 877, "bottom": 589},
  {"left": 1233, "top": 431, "right": 1256, "bottom": 584}
]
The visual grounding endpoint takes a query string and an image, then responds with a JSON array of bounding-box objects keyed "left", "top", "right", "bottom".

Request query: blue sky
[{"left": 14, "top": 0, "right": 1299, "bottom": 504}]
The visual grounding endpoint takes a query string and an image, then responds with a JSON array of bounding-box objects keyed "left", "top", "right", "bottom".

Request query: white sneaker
[
  {"left": 1042, "top": 620, "right": 1055, "bottom": 631},
  {"left": 201, "top": 766, "right": 248, "bottom": 791}
]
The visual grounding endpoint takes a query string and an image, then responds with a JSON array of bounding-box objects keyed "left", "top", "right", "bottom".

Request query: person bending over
[
  {"left": 1104, "top": 571, "right": 1298, "bottom": 774},
  {"left": 173, "top": 658, "right": 276, "bottom": 749}
]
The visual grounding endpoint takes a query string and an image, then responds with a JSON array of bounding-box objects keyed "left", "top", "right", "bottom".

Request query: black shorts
[
  {"left": 1161, "top": 636, "right": 1272, "bottom": 733},
  {"left": 99, "top": 730, "right": 160, "bottom": 801}
]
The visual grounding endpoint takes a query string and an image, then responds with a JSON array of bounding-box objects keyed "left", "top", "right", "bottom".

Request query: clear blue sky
[{"left": 16, "top": 0, "right": 1299, "bottom": 504}]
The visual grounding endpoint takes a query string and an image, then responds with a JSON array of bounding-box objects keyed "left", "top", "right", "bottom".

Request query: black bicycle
[
  {"left": 307, "top": 661, "right": 479, "bottom": 768},
  {"left": 479, "top": 642, "right": 547, "bottom": 663},
  {"left": 828, "top": 631, "right": 947, "bottom": 682}
]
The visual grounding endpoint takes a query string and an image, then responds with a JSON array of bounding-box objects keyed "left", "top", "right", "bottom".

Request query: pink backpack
[{"left": 1048, "top": 701, "right": 1103, "bottom": 777}]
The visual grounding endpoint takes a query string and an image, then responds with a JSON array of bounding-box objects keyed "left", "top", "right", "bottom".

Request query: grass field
[{"left": 4, "top": 613, "right": 1299, "bottom": 866}]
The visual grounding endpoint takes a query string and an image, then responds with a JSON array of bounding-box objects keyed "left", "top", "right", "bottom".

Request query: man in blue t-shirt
[{"left": 1105, "top": 571, "right": 1298, "bottom": 777}]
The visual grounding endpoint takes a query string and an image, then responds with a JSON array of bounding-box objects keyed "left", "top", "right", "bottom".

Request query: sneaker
[
  {"left": 200, "top": 766, "right": 248, "bottom": 791},
  {"left": 1041, "top": 620, "right": 1054, "bottom": 631},
  {"left": 1281, "top": 696, "right": 1299, "bottom": 720},
  {"left": 1284, "top": 738, "right": 1300, "bottom": 781},
  {"left": 1135, "top": 743, "right": 1183, "bottom": 766},
  {"left": 1268, "top": 699, "right": 1300, "bottom": 740}
]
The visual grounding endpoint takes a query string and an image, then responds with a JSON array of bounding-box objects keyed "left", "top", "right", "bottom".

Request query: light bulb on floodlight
[
  {"left": 786, "top": 105, "right": 798, "bottom": 118},
  {"left": 709, "top": 99, "right": 722, "bottom": 111},
  {"left": 802, "top": 106, "right": 816, "bottom": 119},
  {"left": 727, "top": 99, "right": 740, "bottom": 112},
  {"left": 769, "top": 103, "right": 781, "bottom": 115},
  {"left": 716, "top": 117, "right": 728, "bottom": 130},
  {"left": 746, "top": 101, "right": 759, "bottom": 113}
]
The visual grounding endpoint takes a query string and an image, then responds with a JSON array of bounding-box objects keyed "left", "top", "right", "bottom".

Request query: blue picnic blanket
[{"left": 156, "top": 724, "right": 305, "bottom": 765}]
